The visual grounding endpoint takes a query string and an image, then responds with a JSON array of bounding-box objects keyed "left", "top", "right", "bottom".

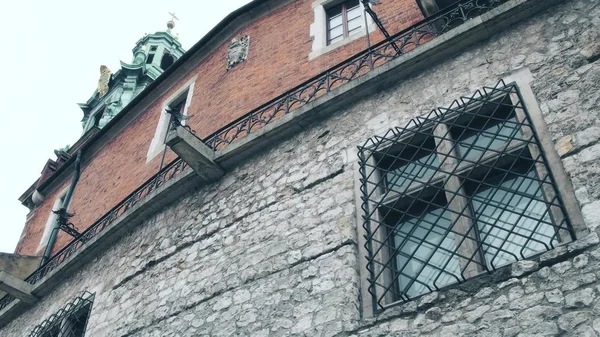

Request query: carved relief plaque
[{"left": 226, "top": 35, "right": 250, "bottom": 70}]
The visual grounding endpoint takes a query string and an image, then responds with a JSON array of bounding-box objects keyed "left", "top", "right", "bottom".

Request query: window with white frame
[
  {"left": 357, "top": 80, "right": 582, "bottom": 314},
  {"left": 28, "top": 292, "right": 94, "bottom": 337},
  {"left": 146, "top": 75, "right": 197, "bottom": 162},
  {"left": 37, "top": 188, "right": 68, "bottom": 253},
  {"left": 326, "top": 0, "right": 363, "bottom": 45},
  {"left": 309, "top": 0, "right": 375, "bottom": 59}
]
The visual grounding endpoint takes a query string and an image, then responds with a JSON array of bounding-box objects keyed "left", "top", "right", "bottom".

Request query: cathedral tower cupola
[{"left": 78, "top": 14, "right": 186, "bottom": 133}]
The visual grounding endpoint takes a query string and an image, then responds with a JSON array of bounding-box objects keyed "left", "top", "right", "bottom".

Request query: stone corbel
[
  {"left": 0, "top": 272, "right": 37, "bottom": 304},
  {"left": 165, "top": 126, "right": 224, "bottom": 182}
]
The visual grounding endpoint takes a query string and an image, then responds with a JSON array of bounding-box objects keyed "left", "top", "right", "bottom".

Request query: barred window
[
  {"left": 28, "top": 292, "right": 94, "bottom": 337},
  {"left": 358, "top": 81, "right": 575, "bottom": 313}
]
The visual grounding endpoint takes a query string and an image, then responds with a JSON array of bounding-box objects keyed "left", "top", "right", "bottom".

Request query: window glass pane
[
  {"left": 347, "top": 17, "right": 363, "bottom": 33},
  {"left": 378, "top": 136, "right": 439, "bottom": 194},
  {"left": 348, "top": 27, "right": 362, "bottom": 37},
  {"left": 387, "top": 195, "right": 461, "bottom": 298},
  {"left": 328, "top": 25, "right": 344, "bottom": 44},
  {"left": 470, "top": 169, "right": 556, "bottom": 269},
  {"left": 328, "top": 35, "right": 345, "bottom": 45},
  {"left": 346, "top": 5, "right": 362, "bottom": 20},
  {"left": 450, "top": 100, "right": 522, "bottom": 161},
  {"left": 326, "top": 3, "right": 343, "bottom": 19},
  {"left": 328, "top": 13, "right": 343, "bottom": 29}
]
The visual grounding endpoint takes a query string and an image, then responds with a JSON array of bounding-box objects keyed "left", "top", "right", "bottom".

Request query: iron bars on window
[
  {"left": 358, "top": 81, "right": 575, "bottom": 314},
  {"left": 27, "top": 292, "right": 94, "bottom": 337},
  {"left": 204, "top": 0, "right": 506, "bottom": 151}
]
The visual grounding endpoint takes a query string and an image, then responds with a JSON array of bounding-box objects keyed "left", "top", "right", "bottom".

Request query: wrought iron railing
[
  {"left": 0, "top": 0, "right": 508, "bottom": 313},
  {"left": 0, "top": 159, "right": 188, "bottom": 311},
  {"left": 204, "top": 0, "right": 506, "bottom": 150}
]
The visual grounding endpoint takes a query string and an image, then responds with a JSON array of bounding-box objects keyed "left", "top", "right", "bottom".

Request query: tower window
[
  {"left": 146, "top": 46, "right": 157, "bottom": 64},
  {"left": 146, "top": 54, "right": 155, "bottom": 64},
  {"left": 160, "top": 52, "right": 175, "bottom": 70}
]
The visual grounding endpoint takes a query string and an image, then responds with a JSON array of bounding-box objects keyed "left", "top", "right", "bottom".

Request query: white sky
[{"left": 0, "top": 0, "right": 252, "bottom": 253}]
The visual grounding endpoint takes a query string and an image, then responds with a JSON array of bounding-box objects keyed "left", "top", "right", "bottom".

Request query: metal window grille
[
  {"left": 28, "top": 292, "right": 94, "bottom": 337},
  {"left": 358, "top": 81, "right": 574, "bottom": 313}
]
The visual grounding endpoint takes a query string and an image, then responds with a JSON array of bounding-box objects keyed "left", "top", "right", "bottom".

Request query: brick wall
[{"left": 15, "top": 0, "right": 423, "bottom": 256}]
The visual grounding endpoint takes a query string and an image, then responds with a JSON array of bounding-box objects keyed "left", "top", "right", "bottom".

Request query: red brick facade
[{"left": 15, "top": 0, "right": 425, "bottom": 256}]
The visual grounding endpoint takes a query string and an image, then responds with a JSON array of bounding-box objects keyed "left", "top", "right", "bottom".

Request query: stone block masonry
[{"left": 2, "top": 0, "right": 600, "bottom": 335}]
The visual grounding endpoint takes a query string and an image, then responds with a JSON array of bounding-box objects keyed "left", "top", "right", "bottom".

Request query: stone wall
[{"left": 2, "top": 0, "right": 599, "bottom": 335}]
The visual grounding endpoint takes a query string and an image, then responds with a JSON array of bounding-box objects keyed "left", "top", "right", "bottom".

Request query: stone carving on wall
[{"left": 226, "top": 35, "right": 250, "bottom": 70}]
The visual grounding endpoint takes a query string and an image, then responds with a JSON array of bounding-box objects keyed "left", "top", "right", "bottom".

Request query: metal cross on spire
[{"left": 167, "top": 12, "right": 179, "bottom": 30}]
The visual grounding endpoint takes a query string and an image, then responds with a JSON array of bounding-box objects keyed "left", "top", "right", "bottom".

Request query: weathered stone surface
[
  {"left": 2, "top": 0, "right": 600, "bottom": 336},
  {"left": 545, "top": 289, "right": 564, "bottom": 304},
  {"left": 512, "top": 260, "right": 540, "bottom": 277},
  {"left": 565, "top": 288, "right": 596, "bottom": 308},
  {"left": 558, "top": 311, "right": 592, "bottom": 331}
]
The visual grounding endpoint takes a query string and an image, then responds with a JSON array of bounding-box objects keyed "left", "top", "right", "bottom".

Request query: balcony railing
[
  {"left": 204, "top": 0, "right": 506, "bottom": 150},
  {"left": 0, "top": 159, "right": 188, "bottom": 311},
  {"left": 0, "top": 0, "right": 507, "bottom": 313}
]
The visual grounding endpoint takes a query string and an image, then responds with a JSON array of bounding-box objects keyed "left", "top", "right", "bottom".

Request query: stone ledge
[
  {"left": 166, "top": 126, "right": 225, "bottom": 181},
  {"left": 0, "top": 272, "right": 36, "bottom": 304},
  {"left": 358, "top": 232, "right": 599, "bottom": 325}
]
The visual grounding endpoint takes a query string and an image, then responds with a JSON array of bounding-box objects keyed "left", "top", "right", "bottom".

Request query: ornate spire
[{"left": 167, "top": 12, "right": 179, "bottom": 33}]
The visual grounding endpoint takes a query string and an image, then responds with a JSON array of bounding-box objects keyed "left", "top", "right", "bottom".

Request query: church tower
[{"left": 79, "top": 16, "right": 186, "bottom": 132}]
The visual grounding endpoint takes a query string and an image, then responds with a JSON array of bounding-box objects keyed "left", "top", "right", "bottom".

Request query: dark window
[
  {"left": 160, "top": 52, "right": 175, "bottom": 70},
  {"left": 358, "top": 82, "right": 574, "bottom": 312},
  {"left": 326, "top": 0, "right": 362, "bottom": 45},
  {"left": 146, "top": 53, "right": 155, "bottom": 64},
  {"left": 146, "top": 46, "right": 157, "bottom": 64}
]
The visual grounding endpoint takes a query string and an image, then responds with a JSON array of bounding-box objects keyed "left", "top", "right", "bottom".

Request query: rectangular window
[
  {"left": 146, "top": 76, "right": 197, "bottom": 163},
  {"left": 28, "top": 292, "right": 94, "bottom": 337},
  {"left": 358, "top": 81, "right": 574, "bottom": 313},
  {"left": 326, "top": 0, "right": 362, "bottom": 45}
]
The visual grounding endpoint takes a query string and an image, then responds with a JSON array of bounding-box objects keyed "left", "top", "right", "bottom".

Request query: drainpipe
[{"left": 40, "top": 151, "right": 83, "bottom": 266}]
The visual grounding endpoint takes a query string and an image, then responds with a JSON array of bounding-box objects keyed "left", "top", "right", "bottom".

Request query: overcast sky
[{"left": 0, "top": 0, "right": 252, "bottom": 253}]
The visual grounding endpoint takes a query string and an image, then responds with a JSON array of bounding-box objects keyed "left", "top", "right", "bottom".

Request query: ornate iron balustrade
[
  {"left": 0, "top": 0, "right": 507, "bottom": 313},
  {"left": 0, "top": 159, "right": 188, "bottom": 311},
  {"left": 204, "top": 0, "right": 506, "bottom": 150}
]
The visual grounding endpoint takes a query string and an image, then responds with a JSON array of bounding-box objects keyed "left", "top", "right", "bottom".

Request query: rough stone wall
[{"left": 3, "top": 0, "right": 600, "bottom": 336}]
